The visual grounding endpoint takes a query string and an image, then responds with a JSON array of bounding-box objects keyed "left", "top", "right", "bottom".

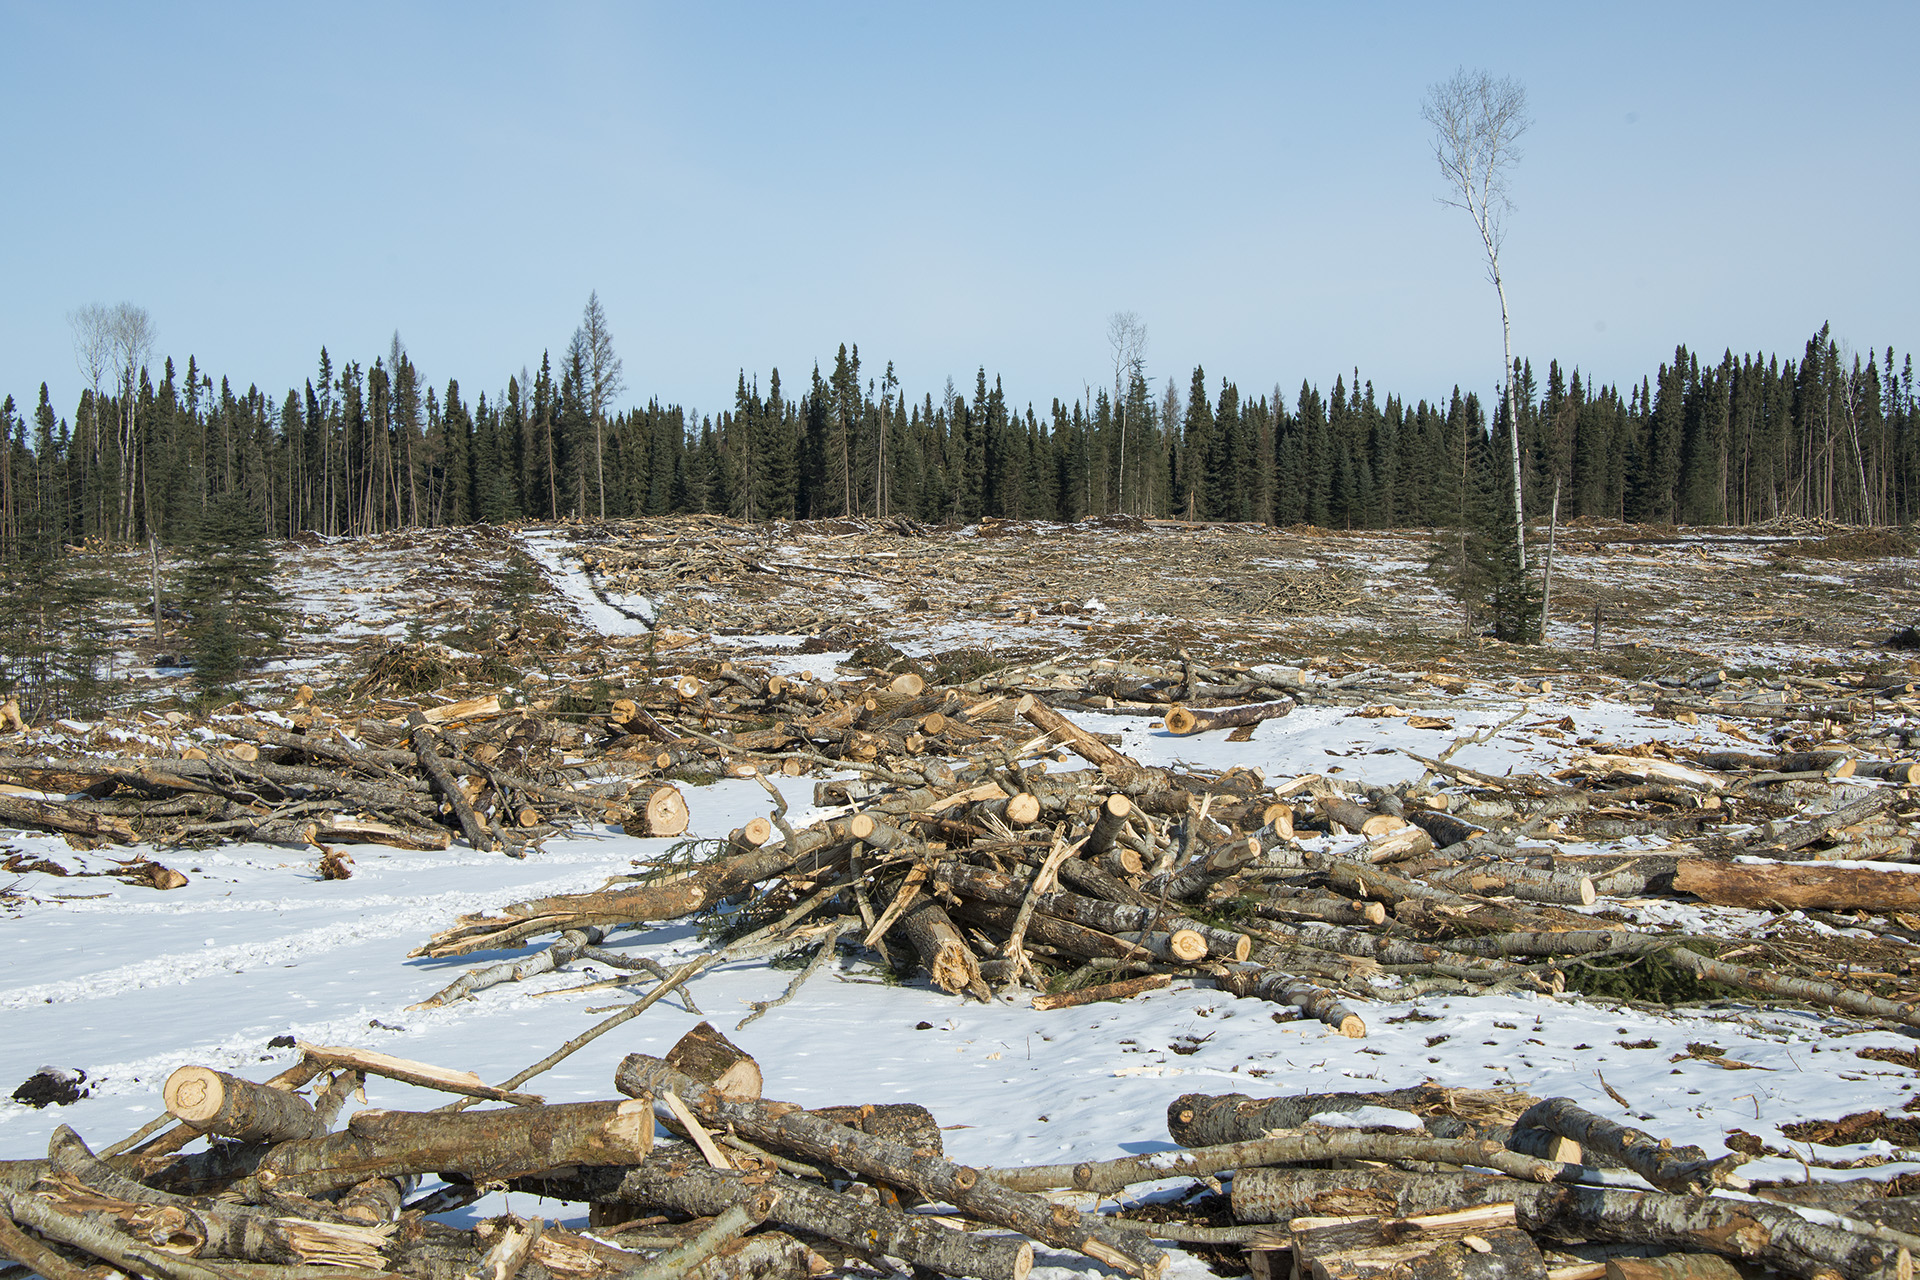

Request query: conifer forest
[{"left": 0, "top": 317, "right": 1913, "bottom": 556}]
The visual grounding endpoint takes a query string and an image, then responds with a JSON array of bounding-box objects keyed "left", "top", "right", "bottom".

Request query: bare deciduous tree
[
  {"left": 69, "top": 302, "right": 156, "bottom": 539},
  {"left": 579, "top": 291, "right": 624, "bottom": 518},
  {"left": 1423, "top": 68, "right": 1530, "bottom": 568},
  {"left": 1106, "top": 310, "right": 1146, "bottom": 514}
]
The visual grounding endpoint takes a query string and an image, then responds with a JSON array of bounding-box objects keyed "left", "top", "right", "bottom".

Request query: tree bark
[
  {"left": 1510, "top": 1099, "right": 1744, "bottom": 1195},
  {"left": 1216, "top": 964, "right": 1367, "bottom": 1037},
  {"left": 249, "top": 1099, "right": 654, "bottom": 1198},
  {"left": 612, "top": 1056, "right": 1167, "bottom": 1278},
  {"left": 162, "top": 1068, "right": 328, "bottom": 1143},
  {"left": 1163, "top": 700, "right": 1294, "bottom": 736},
  {"left": 1029, "top": 973, "right": 1171, "bottom": 1011},
  {"left": 664, "top": 1022, "right": 763, "bottom": 1101},
  {"left": 1673, "top": 858, "right": 1920, "bottom": 911},
  {"left": 527, "top": 1154, "right": 1032, "bottom": 1280},
  {"left": 1233, "top": 1170, "right": 1897, "bottom": 1280}
]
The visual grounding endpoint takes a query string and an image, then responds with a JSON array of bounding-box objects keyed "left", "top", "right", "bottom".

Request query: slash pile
[{"left": 6, "top": 1022, "right": 1919, "bottom": 1280}]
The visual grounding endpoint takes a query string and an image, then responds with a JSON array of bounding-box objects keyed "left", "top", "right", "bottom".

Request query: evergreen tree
[{"left": 177, "top": 492, "right": 287, "bottom": 696}]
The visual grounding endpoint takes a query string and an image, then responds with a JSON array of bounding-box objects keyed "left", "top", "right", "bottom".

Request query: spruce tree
[{"left": 178, "top": 492, "right": 287, "bottom": 697}]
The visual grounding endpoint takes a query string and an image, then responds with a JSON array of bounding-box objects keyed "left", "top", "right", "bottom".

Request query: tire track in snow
[{"left": 0, "top": 885, "right": 565, "bottom": 1011}]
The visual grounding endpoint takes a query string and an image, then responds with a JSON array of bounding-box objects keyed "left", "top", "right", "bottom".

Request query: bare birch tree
[
  {"left": 1422, "top": 68, "right": 1531, "bottom": 568},
  {"left": 69, "top": 305, "right": 113, "bottom": 531},
  {"left": 579, "top": 291, "right": 624, "bottom": 518},
  {"left": 1106, "top": 310, "right": 1146, "bottom": 514}
]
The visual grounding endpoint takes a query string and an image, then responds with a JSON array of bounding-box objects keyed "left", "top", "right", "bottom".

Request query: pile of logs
[
  {"left": 402, "top": 654, "right": 1920, "bottom": 1039},
  {"left": 5, "top": 1024, "right": 1915, "bottom": 1280},
  {"left": 4, "top": 645, "right": 1920, "bottom": 1025},
  {"left": 0, "top": 693, "right": 690, "bottom": 861}
]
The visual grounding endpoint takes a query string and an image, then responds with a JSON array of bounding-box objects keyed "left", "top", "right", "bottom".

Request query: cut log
[
  {"left": 622, "top": 783, "right": 691, "bottom": 837},
  {"left": 943, "top": 861, "right": 1250, "bottom": 961},
  {"left": 1743, "top": 789, "right": 1898, "bottom": 857},
  {"left": 407, "top": 712, "right": 495, "bottom": 852},
  {"left": 1030, "top": 973, "right": 1171, "bottom": 1011},
  {"left": 1429, "top": 861, "right": 1598, "bottom": 907},
  {"left": 1605, "top": 1256, "right": 1743, "bottom": 1280},
  {"left": 1217, "top": 965, "right": 1366, "bottom": 1036},
  {"left": 1674, "top": 858, "right": 1920, "bottom": 911},
  {"left": 421, "top": 694, "right": 504, "bottom": 725},
  {"left": 613, "top": 1057, "right": 1167, "bottom": 1277},
  {"left": 312, "top": 816, "right": 452, "bottom": 850},
  {"left": 1404, "top": 808, "right": 1487, "bottom": 849},
  {"left": 1164, "top": 700, "right": 1294, "bottom": 736},
  {"left": 664, "top": 1022, "right": 763, "bottom": 1101},
  {"left": 1854, "top": 760, "right": 1920, "bottom": 785},
  {"left": 1111, "top": 929, "right": 1209, "bottom": 963},
  {"left": 1256, "top": 891, "right": 1388, "bottom": 929},
  {"left": 1082, "top": 793, "right": 1136, "bottom": 858},
  {"left": 1512, "top": 1098, "right": 1745, "bottom": 1194},
  {"left": 531, "top": 1154, "right": 1033, "bottom": 1280},
  {"left": 804, "top": 1103, "right": 943, "bottom": 1154},
  {"left": 1359, "top": 825, "right": 1435, "bottom": 862},
  {"left": 1292, "top": 1206, "right": 1545, "bottom": 1280},
  {"left": 250, "top": 1098, "right": 655, "bottom": 1197},
  {"left": 1568, "top": 754, "right": 1724, "bottom": 792},
  {"left": 1017, "top": 696, "right": 1143, "bottom": 779},
  {"left": 986, "top": 1128, "right": 1559, "bottom": 1195},
  {"left": 952, "top": 901, "right": 1141, "bottom": 961},
  {"left": 162, "top": 1067, "right": 328, "bottom": 1143},
  {"left": 896, "top": 894, "right": 985, "bottom": 997},
  {"left": 1232, "top": 1169, "right": 1900, "bottom": 1280},
  {"left": 1167, "top": 1086, "right": 1532, "bottom": 1149},
  {"left": 0, "top": 794, "right": 136, "bottom": 843}
]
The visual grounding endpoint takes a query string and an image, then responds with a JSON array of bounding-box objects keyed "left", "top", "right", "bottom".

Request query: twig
[{"left": 737, "top": 919, "right": 849, "bottom": 1029}]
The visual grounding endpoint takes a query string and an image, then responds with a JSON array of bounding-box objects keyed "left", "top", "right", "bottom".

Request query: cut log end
[
  {"left": 162, "top": 1065, "right": 225, "bottom": 1125},
  {"left": 623, "top": 784, "right": 690, "bottom": 838}
]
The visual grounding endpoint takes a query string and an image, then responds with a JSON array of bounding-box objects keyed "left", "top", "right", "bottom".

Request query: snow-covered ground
[{"left": 5, "top": 521, "right": 1920, "bottom": 1277}]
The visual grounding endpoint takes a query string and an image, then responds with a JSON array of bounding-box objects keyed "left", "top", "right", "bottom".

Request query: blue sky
[{"left": 2, "top": 2, "right": 1913, "bottom": 424}]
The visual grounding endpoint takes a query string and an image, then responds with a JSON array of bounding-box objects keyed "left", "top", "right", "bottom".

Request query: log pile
[
  {"left": 4, "top": 636, "right": 1918, "bottom": 1032},
  {"left": 394, "top": 655, "right": 1920, "bottom": 1040},
  {"left": 6, "top": 1030, "right": 1915, "bottom": 1280}
]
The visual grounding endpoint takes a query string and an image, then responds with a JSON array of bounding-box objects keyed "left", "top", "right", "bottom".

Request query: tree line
[{"left": 0, "top": 318, "right": 1913, "bottom": 562}]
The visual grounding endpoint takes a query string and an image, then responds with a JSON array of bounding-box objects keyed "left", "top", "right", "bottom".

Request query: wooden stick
[{"left": 298, "top": 1043, "right": 544, "bottom": 1105}]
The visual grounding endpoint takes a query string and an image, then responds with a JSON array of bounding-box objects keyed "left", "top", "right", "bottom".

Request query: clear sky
[{"left": 3, "top": 2, "right": 1914, "bottom": 425}]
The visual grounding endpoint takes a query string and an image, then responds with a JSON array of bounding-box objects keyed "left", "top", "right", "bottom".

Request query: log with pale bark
[
  {"left": 663, "top": 1021, "right": 764, "bottom": 1100},
  {"left": 1231, "top": 1168, "right": 1902, "bottom": 1280},
  {"left": 1509, "top": 1098, "right": 1746, "bottom": 1194},
  {"left": 247, "top": 1098, "right": 655, "bottom": 1197},
  {"left": 522, "top": 1152, "right": 1034, "bottom": 1280},
  {"left": 1288, "top": 1204, "right": 1547, "bottom": 1280},
  {"left": 613, "top": 1054, "right": 1169, "bottom": 1278},
  {"left": 983, "top": 1127, "right": 1561, "bottom": 1195},
  {"left": 162, "top": 1067, "right": 328, "bottom": 1143},
  {"left": 1164, "top": 699, "right": 1295, "bottom": 736}
]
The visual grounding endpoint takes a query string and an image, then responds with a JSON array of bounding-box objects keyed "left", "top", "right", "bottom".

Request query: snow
[{"left": 6, "top": 525, "right": 1920, "bottom": 1273}]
